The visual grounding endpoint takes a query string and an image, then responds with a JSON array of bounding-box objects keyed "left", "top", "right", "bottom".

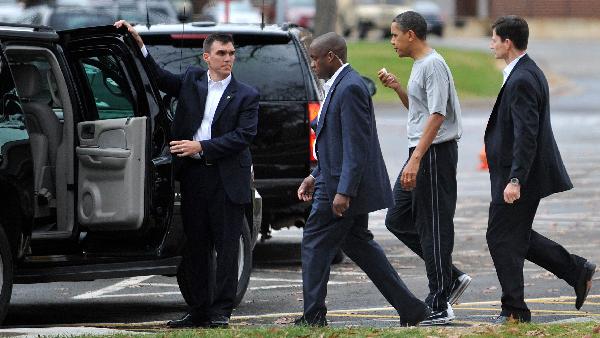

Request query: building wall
[{"left": 489, "top": 0, "right": 600, "bottom": 19}]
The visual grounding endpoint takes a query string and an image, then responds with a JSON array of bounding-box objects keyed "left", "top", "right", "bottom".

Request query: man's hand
[
  {"left": 114, "top": 20, "right": 144, "bottom": 48},
  {"left": 332, "top": 193, "right": 351, "bottom": 217},
  {"left": 504, "top": 182, "right": 521, "bottom": 204},
  {"left": 377, "top": 69, "right": 402, "bottom": 92},
  {"left": 170, "top": 140, "right": 202, "bottom": 157},
  {"left": 297, "top": 175, "right": 316, "bottom": 202},
  {"left": 401, "top": 157, "right": 420, "bottom": 191}
]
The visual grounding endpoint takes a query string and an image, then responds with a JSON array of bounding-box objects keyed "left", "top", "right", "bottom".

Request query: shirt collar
[
  {"left": 503, "top": 52, "right": 526, "bottom": 85},
  {"left": 207, "top": 71, "right": 232, "bottom": 88},
  {"left": 324, "top": 63, "right": 350, "bottom": 92}
]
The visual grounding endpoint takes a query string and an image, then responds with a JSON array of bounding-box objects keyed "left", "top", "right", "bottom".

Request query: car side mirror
[{"left": 361, "top": 76, "right": 377, "bottom": 97}]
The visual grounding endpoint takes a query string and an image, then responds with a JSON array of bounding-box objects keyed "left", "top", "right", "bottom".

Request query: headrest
[{"left": 12, "top": 64, "right": 42, "bottom": 99}]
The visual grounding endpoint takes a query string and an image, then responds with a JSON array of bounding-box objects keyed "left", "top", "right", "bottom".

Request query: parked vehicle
[
  {"left": 136, "top": 22, "right": 376, "bottom": 245},
  {"left": 0, "top": 22, "right": 262, "bottom": 324},
  {"left": 16, "top": 4, "right": 115, "bottom": 30},
  {"left": 413, "top": 0, "right": 445, "bottom": 37},
  {"left": 338, "top": 0, "right": 411, "bottom": 39},
  {"left": 284, "top": 0, "right": 315, "bottom": 29},
  {"left": 203, "top": 0, "right": 262, "bottom": 24},
  {"left": 136, "top": 22, "right": 318, "bottom": 240},
  {"left": 0, "top": 0, "right": 23, "bottom": 24}
]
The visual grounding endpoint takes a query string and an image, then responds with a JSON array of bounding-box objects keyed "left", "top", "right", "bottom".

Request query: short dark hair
[
  {"left": 492, "top": 15, "right": 529, "bottom": 50},
  {"left": 203, "top": 33, "right": 234, "bottom": 53},
  {"left": 393, "top": 11, "right": 427, "bottom": 40}
]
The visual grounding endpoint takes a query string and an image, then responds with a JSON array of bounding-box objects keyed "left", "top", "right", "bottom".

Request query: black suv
[
  {"left": 136, "top": 22, "right": 322, "bottom": 238},
  {"left": 0, "top": 23, "right": 261, "bottom": 323}
]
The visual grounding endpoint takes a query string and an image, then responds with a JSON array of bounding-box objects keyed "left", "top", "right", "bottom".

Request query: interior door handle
[{"left": 81, "top": 124, "right": 95, "bottom": 139}]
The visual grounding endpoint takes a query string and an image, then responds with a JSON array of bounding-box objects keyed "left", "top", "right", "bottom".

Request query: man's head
[
  {"left": 390, "top": 11, "right": 427, "bottom": 58},
  {"left": 203, "top": 33, "right": 235, "bottom": 79},
  {"left": 490, "top": 15, "right": 529, "bottom": 60},
  {"left": 308, "top": 32, "right": 347, "bottom": 80}
]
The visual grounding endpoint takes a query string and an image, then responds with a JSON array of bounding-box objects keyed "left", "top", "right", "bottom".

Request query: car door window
[{"left": 78, "top": 54, "right": 135, "bottom": 120}]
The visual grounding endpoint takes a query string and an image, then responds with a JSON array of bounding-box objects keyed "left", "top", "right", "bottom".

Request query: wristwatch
[{"left": 510, "top": 177, "right": 520, "bottom": 186}]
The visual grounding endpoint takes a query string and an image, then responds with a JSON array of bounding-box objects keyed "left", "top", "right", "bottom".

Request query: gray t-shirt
[{"left": 406, "top": 49, "right": 462, "bottom": 148}]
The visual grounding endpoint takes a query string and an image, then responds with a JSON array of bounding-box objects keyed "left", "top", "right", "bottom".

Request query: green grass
[
  {"left": 347, "top": 41, "right": 502, "bottom": 103},
  {"left": 81, "top": 321, "right": 600, "bottom": 337}
]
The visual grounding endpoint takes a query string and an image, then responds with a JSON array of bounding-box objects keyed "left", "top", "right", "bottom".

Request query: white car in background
[
  {"left": 204, "top": 0, "right": 262, "bottom": 24},
  {"left": 0, "top": 0, "right": 23, "bottom": 23}
]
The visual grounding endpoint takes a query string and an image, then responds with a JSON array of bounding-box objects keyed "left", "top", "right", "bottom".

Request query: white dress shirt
[
  {"left": 194, "top": 71, "right": 232, "bottom": 142},
  {"left": 503, "top": 52, "right": 527, "bottom": 85},
  {"left": 317, "top": 63, "right": 349, "bottom": 123}
]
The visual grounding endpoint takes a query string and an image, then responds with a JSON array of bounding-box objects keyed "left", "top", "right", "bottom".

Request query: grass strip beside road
[
  {"left": 95, "top": 322, "right": 599, "bottom": 337},
  {"left": 347, "top": 41, "right": 502, "bottom": 103}
]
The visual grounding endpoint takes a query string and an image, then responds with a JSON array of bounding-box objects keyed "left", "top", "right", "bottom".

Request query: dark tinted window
[
  {"left": 145, "top": 36, "right": 307, "bottom": 101},
  {"left": 49, "top": 10, "right": 114, "bottom": 30},
  {"left": 0, "top": 52, "right": 27, "bottom": 160}
]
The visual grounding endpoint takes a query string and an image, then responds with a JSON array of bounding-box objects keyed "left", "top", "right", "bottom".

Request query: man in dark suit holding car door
[
  {"left": 485, "top": 15, "right": 595, "bottom": 324},
  {"left": 115, "top": 20, "right": 259, "bottom": 328}
]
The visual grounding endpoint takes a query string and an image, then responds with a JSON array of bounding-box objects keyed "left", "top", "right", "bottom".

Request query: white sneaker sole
[{"left": 419, "top": 316, "right": 455, "bottom": 326}]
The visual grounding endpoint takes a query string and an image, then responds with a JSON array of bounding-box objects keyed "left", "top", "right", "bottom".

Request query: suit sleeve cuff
[{"left": 141, "top": 45, "right": 149, "bottom": 57}]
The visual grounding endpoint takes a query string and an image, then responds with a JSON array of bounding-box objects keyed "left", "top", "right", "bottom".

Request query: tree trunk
[{"left": 313, "top": 0, "right": 337, "bottom": 37}]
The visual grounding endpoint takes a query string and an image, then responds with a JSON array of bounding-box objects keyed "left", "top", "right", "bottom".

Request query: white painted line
[
  {"left": 83, "top": 292, "right": 182, "bottom": 299},
  {"left": 73, "top": 275, "right": 155, "bottom": 300},
  {"left": 250, "top": 277, "right": 303, "bottom": 283}
]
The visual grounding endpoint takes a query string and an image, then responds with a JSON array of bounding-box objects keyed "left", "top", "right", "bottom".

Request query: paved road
[{"left": 2, "top": 37, "right": 600, "bottom": 333}]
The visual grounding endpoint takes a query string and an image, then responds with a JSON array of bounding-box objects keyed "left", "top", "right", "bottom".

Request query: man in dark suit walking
[
  {"left": 114, "top": 20, "right": 259, "bottom": 328},
  {"left": 486, "top": 15, "right": 595, "bottom": 323},
  {"left": 295, "top": 32, "right": 429, "bottom": 327}
]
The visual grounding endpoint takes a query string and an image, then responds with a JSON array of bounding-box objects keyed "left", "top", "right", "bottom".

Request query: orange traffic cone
[{"left": 478, "top": 145, "right": 488, "bottom": 171}]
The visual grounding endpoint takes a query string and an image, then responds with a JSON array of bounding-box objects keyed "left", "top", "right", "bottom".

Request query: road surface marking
[{"left": 73, "top": 276, "right": 154, "bottom": 300}]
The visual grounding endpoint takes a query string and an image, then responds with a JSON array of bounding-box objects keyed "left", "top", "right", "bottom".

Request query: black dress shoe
[
  {"left": 293, "top": 315, "right": 327, "bottom": 327},
  {"left": 400, "top": 306, "right": 431, "bottom": 327},
  {"left": 575, "top": 261, "right": 596, "bottom": 310},
  {"left": 166, "top": 313, "right": 208, "bottom": 328},
  {"left": 208, "top": 315, "right": 230, "bottom": 328},
  {"left": 492, "top": 314, "right": 530, "bottom": 324}
]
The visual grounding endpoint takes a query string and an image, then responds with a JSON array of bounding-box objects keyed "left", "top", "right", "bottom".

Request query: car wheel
[
  {"left": 176, "top": 217, "right": 253, "bottom": 308},
  {"left": 0, "top": 226, "right": 14, "bottom": 324},
  {"left": 358, "top": 22, "right": 370, "bottom": 39},
  {"left": 235, "top": 217, "right": 253, "bottom": 307}
]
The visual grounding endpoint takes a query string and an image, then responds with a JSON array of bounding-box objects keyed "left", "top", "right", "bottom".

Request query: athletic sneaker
[
  {"left": 448, "top": 273, "right": 472, "bottom": 305},
  {"left": 419, "top": 303, "right": 455, "bottom": 326}
]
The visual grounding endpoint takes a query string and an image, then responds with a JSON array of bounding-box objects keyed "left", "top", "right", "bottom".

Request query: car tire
[
  {"left": 0, "top": 226, "right": 14, "bottom": 324},
  {"left": 358, "top": 22, "right": 370, "bottom": 39},
  {"left": 176, "top": 217, "right": 253, "bottom": 308}
]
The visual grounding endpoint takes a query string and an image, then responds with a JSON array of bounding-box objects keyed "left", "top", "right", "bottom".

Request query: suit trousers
[
  {"left": 486, "top": 198, "right": 585, "bottom": 321},
  {"left": 179, "top": 159, "right": 244, "bottom": 320},
  {"left": 301, "top": 179, "right": 427, "bottom": 323},
  {"left": 385, "top": 141, "right": 458, "bottom": 311}
]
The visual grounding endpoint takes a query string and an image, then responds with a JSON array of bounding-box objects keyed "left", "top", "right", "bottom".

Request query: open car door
[{"left": 59, "top": 25, "right": 168, "bottom": 231}]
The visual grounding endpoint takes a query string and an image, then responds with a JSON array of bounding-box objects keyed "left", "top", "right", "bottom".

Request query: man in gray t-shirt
[
  {"left": 406, "top": 50, "right": 462, "bottom": 148},
  {"left": 377, "top": 11, "right": 470, "bottom": 326}
]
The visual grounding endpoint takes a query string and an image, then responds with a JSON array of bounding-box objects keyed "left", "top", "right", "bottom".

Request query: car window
[
  {"left": 0, "top": 52, "right": 27, "bottom": 159},
  {"left": 145, "top": 37, "right": 307, "bottom": 101},
  {"left": 77, "top": 55, "right": 135, "bottom": 120},
  {"left": 48, "top": 10, "right": 114, "bottom": 30},
  {"left": 5, "top": 52, "right": 64, "bottom": 121}
]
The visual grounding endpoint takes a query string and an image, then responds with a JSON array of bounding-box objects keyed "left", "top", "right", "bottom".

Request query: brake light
[{"left": 308, "top": 102, "right": 320, "bottom": 163}]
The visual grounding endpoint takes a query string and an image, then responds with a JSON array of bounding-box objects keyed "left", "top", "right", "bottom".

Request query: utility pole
[{"left": 313, "top": 0, "right": 337, "bottom": 36}]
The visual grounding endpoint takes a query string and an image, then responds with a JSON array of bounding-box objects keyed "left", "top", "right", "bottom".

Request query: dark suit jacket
[
  {"left": 146, "top": 54, "right": 259, "bottom": 204},
  {"left": 312, "top": 66, "right": 393, "bottom": 216},
  {"left": 484, "top": 54, "right": 572, "bottom": 204}
]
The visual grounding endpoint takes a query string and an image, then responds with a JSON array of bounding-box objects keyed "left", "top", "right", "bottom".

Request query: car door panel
[{"left": 76, "top": 117, "right": 146, "bottom": 230}]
